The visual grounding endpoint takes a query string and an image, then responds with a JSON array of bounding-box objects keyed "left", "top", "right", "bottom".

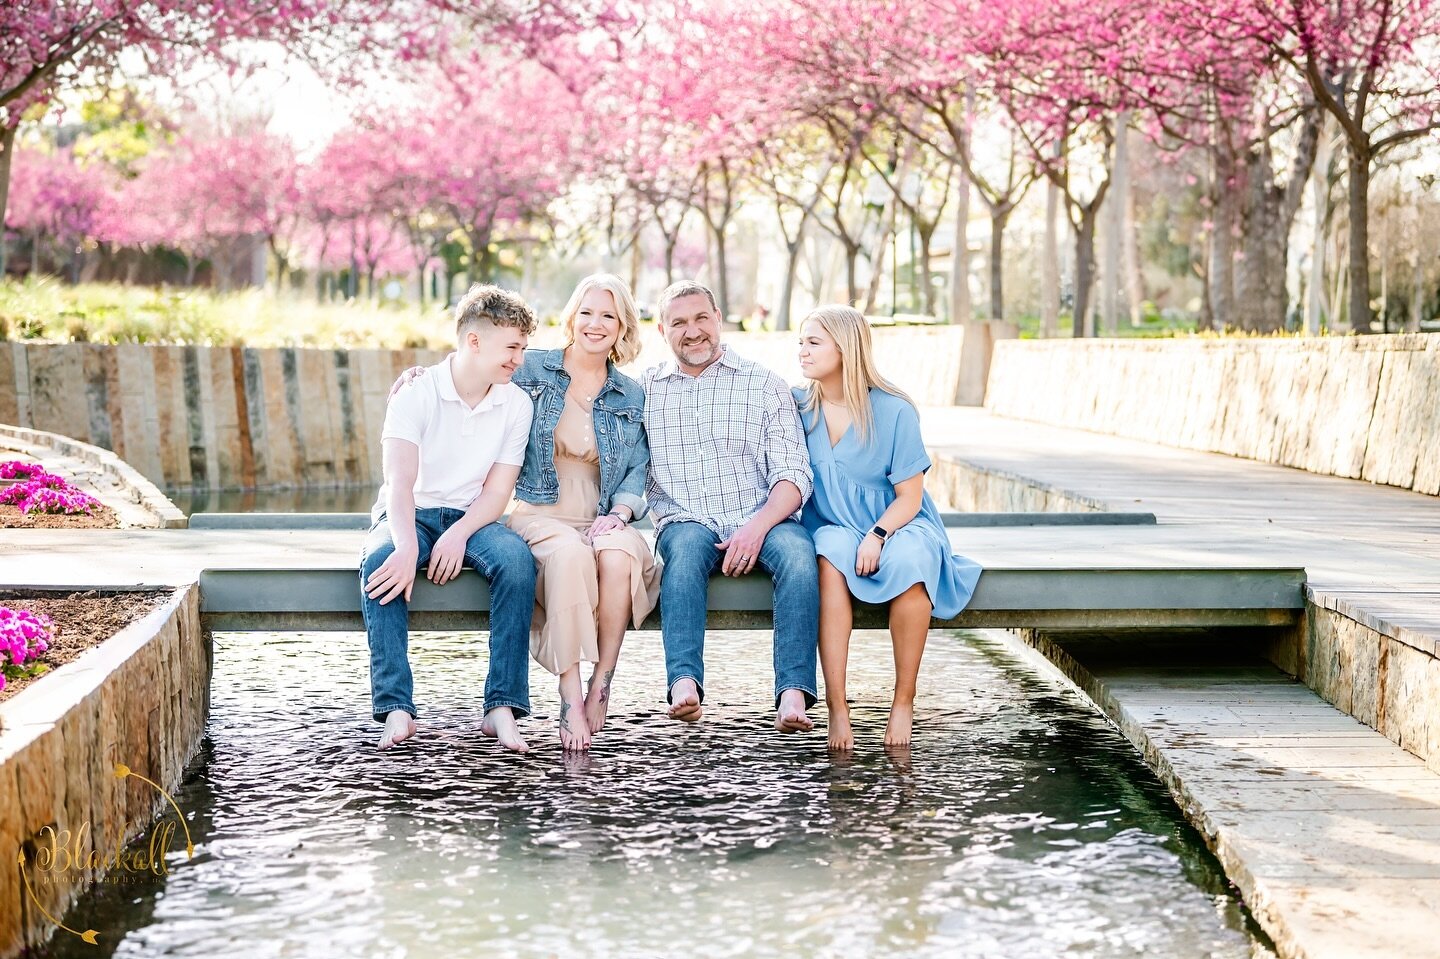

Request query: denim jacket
[{"left": 512, "top": 348, "right": 650, "bottom": 520}]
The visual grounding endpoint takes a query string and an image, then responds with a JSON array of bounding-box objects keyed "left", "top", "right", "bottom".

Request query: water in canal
[
  {"left": 38, "top": 629, "right": 1271, "bottom": 958},
  {"left": 165, "top": 486, "right": 379, "bottom": 516}
]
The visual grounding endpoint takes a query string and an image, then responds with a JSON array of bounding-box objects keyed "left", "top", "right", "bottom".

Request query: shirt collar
[{"left": 656, "top": 344, "right": 741, "bottom": 380}]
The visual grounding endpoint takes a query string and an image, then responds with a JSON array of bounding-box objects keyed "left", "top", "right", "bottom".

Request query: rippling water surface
[{"left": 44, "top": 629, "right": 1269, "bottom": 958}]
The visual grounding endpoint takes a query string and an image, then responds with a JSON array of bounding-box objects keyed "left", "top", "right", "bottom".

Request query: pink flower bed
[
  {"left": 0, "top": 607, "right": 52, "bottom": 692},
  {"left": 0, "top": 461, "right": 98, "bottom": 515}
]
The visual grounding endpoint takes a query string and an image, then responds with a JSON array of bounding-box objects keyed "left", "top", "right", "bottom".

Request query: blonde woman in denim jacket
[
  {"left": 506, "top": 274, "right": 658, "bottom": 751},
  {"left": 391, "top": 275, "right": 657, "bottom": 751}
]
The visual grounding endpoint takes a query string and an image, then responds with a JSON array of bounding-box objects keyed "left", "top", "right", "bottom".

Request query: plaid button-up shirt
[{"left": 641, "top": 346, "right": 813, "bottom": 538}]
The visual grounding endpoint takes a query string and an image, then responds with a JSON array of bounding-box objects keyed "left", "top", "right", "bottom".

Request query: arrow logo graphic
[
  {"left": 114, "top": 763, "right": 195, "bottom": 859},
  {"left": 17, "top": 849, "right": 99, "bottom": 945}
]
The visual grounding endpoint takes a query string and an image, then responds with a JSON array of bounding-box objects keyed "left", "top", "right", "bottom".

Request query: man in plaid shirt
[{"left": 642, "top": 280, "right": 819, "bottom": 732}]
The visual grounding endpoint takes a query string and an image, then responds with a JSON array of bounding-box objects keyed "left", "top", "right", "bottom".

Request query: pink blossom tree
[
  {"left": 4, "top": 145, "right": 116, "bottom": 281},
  {"left": 1251, "top": 0, "right": 1440, "bottom": 332}
]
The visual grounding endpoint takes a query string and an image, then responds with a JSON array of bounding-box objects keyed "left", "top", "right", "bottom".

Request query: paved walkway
[
  {"left": 923, "top": 407, "right": 1440, "bottom": 653},
  {"left": 927, "top": 408, "right": 1440, "bottom": 959}
]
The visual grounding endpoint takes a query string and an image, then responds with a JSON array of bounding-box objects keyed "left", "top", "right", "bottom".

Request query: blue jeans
[
  {"left": 655, "top": 519, "right": 819, "bottom": 708},
  {"left": 359, "top": 508, "right": 535, "bottom": 722}
]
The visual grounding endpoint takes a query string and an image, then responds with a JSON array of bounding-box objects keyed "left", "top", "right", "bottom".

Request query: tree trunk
[
  {"left": 917, "top": 223, "right": 936, "bottom": 317},
  {"left": 1329, "top": 217, "right": 1347, "bottom": 328},
  {"left": 989, "top": 208, "right": 1010, "bottom": 320},
  {"left": 1208, "top": 146, "right": 1236, "bottom": 330},
  {"left": 1306, "top": 124, "right": 1335, "bottom": 335},
  {"left": 1122, "top": 139, "right": 1145, "bottom": 326},
  {"left": 776, "top": 220, "right": 807, "bottom": 332},
  {"left": 1073, "top": 206, "right": 1100, "bottom": 338},
  {"left": 863, "top": 230, "right": 891, "bottom": 315},
  {"left": 1234, "top": 144, "right": 1284, "bottom": 332},
  {"left": 0, "top": 124, "right": 15, "bottom": 279},
  {"left": 950, "top": 159, "right": 971, "bottom": 324},
  {"left": 864, "top": 194, "right": 899, "bottom": 315},
  {"left": 1347, "top": 143, "right": 1374, "bottom": 332},
  {"left": 710, "top": 220, "right": 730, "bottom": 318},
  {"left": 843, "top": 240, "right": 861, "bottom": 308},
  {"left": 1041, "top": 178, "right": 1059, "bottom": 337},
  {"left": 1409, "top": 247, "right": 1424, "bottom": 332},
  {"left": 1102, "top": 112, "right": 1129, "bottom": 334}
]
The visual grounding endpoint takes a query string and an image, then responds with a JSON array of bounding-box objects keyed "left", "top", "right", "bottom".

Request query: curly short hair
[{"left": 454, "top": 284, "right": 537, "bottom": 338}]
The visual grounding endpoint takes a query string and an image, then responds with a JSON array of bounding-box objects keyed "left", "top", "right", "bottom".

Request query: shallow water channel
[{"left": 42, "top": 629, "right": 1270, "bottom": 958}]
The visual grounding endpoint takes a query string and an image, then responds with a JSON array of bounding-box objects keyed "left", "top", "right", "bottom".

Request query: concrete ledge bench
[
  {"left": 187, "top": 511, "right": 1160, "bottom": 531},
  {"left": 198, "top": 565, "right": 1305, "bottom": 632}
]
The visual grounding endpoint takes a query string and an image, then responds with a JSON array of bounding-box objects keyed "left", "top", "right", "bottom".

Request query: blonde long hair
[
  {"left": 799, "top": 305, "right": 915, "bottom": 445},
  {"left": 559, "top": 273, "right": 643, "bottom": 365}
]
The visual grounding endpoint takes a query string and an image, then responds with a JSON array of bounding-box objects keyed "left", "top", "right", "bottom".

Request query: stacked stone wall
[
  {"left": 0, "top": 326, "right": 966, "bottom": 490},
  {"left": 984, "top": 335, "right": 1440, "bottom": 494}
]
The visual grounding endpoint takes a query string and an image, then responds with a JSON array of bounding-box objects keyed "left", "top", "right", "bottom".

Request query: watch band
[{"left": 870, "top": 524, "right": 890, "bottom": 542}]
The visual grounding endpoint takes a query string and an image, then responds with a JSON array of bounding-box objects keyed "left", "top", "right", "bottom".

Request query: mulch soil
[
  {"left": 0, "top": 590, "right": 172, "bottom": 705},
  {"left": 0, "top": 502, "right": 120, "bottom": 529}
]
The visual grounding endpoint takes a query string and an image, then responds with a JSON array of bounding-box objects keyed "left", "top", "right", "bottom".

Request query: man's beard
[{"left": 678, "top": 338, "right": 717, "bottom": 366}]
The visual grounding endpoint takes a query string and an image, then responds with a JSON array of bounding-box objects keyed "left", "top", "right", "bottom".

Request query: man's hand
[
  {"left": 388, "top": 366, "right": 427, "bottom": 401},
  {"left": 716, "top": 518, "right": 769, "bottom": 576},
  {"left": 366, "top": 543, "right": 419, "bottom": 604},
  {"left": 855, "top": 533, "right": 883, "bottom": 577},
  {"left": 427, "top": 527, "right": 468, "bottom": 584}
]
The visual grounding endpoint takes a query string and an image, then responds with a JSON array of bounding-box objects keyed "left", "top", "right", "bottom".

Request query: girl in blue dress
[{"left": 795, "top": 306, "right": 982, "bottom": 750}]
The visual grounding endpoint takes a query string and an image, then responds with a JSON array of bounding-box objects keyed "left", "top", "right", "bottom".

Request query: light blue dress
[{"left": 796, "top": 387, "right": 982, "bottom": 618}]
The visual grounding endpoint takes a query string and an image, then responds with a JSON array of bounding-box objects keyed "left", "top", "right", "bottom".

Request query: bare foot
[
  {"left": 827, "top": 705, "right": 854, "bottom": 751},
  {"left": 378, "top": 710, "right": 417, "bottom": 750},
  {"left": 558, "top": 697, "right": 592, "bottom": 751},
  {"left": 667, "top": 678, "right": 703, "bottom": 722},
  {"left": 884, "top": 700, "right": 914, "bottom": 748},
  {"left": 585, "top": 668, "right": 615, "bottom": 732},
  {"left": 775, "top": 689, "right": 814, "bottom": 733},
  {"left": 480, "top": 706, "right": 530, "bottom": 753}
]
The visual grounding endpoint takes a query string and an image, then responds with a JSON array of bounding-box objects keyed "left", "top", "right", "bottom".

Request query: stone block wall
[
  {"left": 983, "top": 334, "right": 1440, "bottom": 495},
  {"left": 0, "top": 343, "right": 445, "bottom": 489},
  {"left": 0, "top": 587, "right": 205, "bottom": 957},
  {"left": 1291, "top": 597, "right": 1440, "bottom": 770},
  {"left": 0, "top": 326, "right": 967, "bottom": 490}
]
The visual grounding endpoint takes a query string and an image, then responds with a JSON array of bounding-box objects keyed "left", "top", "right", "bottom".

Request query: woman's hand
[
  {"left": 855, "top": 532, "right": 884, "bottom": 577},
  {"left": 388, "top": 366, "right": 427, "bottom": 400},
  {"left": 585, "top": 512, "right": 627, "bottom": 542}
]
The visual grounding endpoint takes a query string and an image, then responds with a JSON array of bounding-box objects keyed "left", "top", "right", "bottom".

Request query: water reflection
[
  {"left": 165, "top": 486, "right": 379, "bottom": 515},
  {"left": 40, "top": 630, "right": 1271, "bottom": 958}
]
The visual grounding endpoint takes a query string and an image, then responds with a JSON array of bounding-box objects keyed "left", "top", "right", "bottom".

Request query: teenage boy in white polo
[{"left": 360, "top": 284, "right": 538, "bottom": 752}]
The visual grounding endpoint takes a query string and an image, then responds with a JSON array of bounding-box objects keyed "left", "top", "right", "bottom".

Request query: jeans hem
[
  {"left": 484, "top": 699, "right": 532, "bottom": 720},
  {"left": 667, "top": 675, "right": 705, "bottom": 704},
  {"left": 774, "top": 685, "right": 819, "bottom": 710},
  {"left": 372, "top": 704, "right": 417, "bottom": 723}
]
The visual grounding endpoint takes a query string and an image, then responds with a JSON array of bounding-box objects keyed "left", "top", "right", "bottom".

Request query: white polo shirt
[{"left": 375, "top": 356, "right": 533, "bottom": 512}]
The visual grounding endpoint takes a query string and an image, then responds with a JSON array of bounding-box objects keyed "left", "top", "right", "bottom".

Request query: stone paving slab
[{"left": 1015, "top": 631, "right": 1440, "bottom": 959}]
